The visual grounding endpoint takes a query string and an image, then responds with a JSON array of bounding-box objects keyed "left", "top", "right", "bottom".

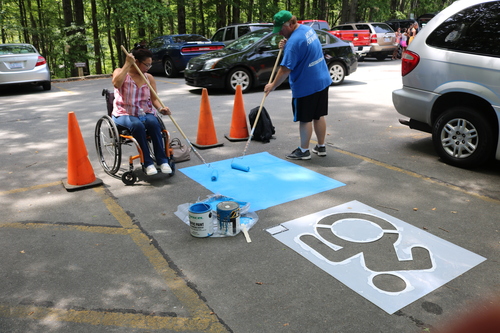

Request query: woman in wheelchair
[{"left": 111, "top": 45, "right": 172, "bottom": 176}]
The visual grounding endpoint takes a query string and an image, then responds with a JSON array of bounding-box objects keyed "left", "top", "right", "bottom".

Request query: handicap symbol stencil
[{"left": 266, "top": 201, "right": 486, "bottom": 314}]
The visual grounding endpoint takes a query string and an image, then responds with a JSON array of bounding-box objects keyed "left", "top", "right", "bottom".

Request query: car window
[
  {"left": 177, "top": 35, "right": 210, "bottom": 42},
  {"left": 316, "top": 30, "right": 327, "bottom": 44},
  {"left": 0, "top": 44, "right": 36, "bottom": 54},
  {"left": 212, "top": 29, "right": 224, "bottom": 42},
  {"left": 226, "top": 29, "right": 273, "bottom": 51},
  {"left": 371, "top": 23, "right": 394, "bottom": 33},
  {"left": 316, "top": 30, "right": 337, "bottom": 45},
  {"left": 148, "top": 38, "right": 165, "bottom": 48},
  {"left": 355, "top": 24, "right": 370, "bottom": 31},
  {"left": 238, "top": 26, "right": 250, "bottom": 36},
  {"left": 268, "top": 35, "right": 283, "bottom": 49},
  {"left": 426, "top": 1, "right": 500, "bottom": 57},
  {"left": 333, "top": 25, "right": 353, "bottom": 30},
  {"left": 226, "top": 27, "right": 235, "bottom": 41}
]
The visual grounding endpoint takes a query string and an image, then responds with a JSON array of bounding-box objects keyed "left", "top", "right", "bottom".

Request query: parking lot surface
[{"left": 1, "top": 59, "right": 499, "bottom": 332}]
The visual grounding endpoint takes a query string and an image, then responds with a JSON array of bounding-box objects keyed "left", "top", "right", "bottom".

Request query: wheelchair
[{"left": 94, "top": 89, "right": 175, "bottom": 185}]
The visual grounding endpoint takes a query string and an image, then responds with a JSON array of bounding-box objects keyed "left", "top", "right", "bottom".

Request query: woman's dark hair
[{"left": 132, "top": 44, "right": 152, "bottom": 61}]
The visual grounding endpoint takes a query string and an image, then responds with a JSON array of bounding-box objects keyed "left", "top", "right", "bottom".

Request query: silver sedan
[{"left": 0, "top": 43, "right": 51, "bottom": 90}]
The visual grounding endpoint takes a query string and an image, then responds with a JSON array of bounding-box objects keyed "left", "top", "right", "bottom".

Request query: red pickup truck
[
  {"left": 330, "top": 29, "right": 371, "bottom": 58},
  {"left": 297, "top": 20, "right": 370, "bottom": 58}
]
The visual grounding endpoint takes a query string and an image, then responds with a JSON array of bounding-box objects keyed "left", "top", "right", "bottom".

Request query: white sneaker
[
  {"left": 160, "top": 163, "right": 172, "bottom": 174},
  {"left": 145, "top": 164, "right": 158, "bottom": 176}
]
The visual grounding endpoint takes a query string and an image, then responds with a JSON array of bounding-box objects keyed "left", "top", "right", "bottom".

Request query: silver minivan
[{"left": 392, "top": 0, "right": 500, "bottom": 168}]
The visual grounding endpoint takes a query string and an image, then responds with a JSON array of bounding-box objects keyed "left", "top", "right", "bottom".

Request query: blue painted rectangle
[{"left": 179, "top": 152, "right": 345, "bottom": 211}]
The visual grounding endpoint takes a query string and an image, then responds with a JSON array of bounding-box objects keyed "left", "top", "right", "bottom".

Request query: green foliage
[{"left": 1, "top": 0, "right": 454, "bottom": 78}]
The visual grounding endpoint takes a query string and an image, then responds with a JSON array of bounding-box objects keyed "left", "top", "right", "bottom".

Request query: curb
[{"left": 52, "top": 74, "right": 112, "bottom": 83}]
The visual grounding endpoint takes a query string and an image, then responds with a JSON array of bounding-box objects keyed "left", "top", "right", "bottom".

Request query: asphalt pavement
[{"left": 0, "top": 59, "right": 499, "bottom": 333}]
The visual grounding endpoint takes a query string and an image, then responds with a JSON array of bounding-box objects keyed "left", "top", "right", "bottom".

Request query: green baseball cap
[{"left": 273, "top": 10, "right": 292, "bottom": 33}]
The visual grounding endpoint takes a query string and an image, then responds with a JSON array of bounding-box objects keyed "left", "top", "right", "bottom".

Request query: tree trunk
[
  {"left": 91, "top": 0, "right": 102, "bottom": 74},
  {"left": 18, "top": 0, "right": 30, "bottom": 43},
  {"left": 232, "top": 0, "right": 240, "bottom": 24},
  {"left": 73, "top": 0, "right": 88, "bottom": 75},
  {"left": 177, "top": 0, "right": 186, "bottom": 34},
  {"left": 198, "top": 0, "right": 206, "bottom": 36}
]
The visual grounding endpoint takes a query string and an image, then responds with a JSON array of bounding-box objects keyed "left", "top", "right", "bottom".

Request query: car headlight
[{"left": 203, "top": 58, "right": 222, "bottom": 70}]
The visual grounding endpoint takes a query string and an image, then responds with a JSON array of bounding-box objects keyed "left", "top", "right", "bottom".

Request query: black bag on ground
[{"left": 248, "top": 106, "right": 275, "bottom": 143}]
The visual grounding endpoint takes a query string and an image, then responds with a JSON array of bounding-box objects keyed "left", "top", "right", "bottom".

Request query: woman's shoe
[
  {"left": 145, "top": 164, "right": 158, "bottom": 176},
  {"left": 160, "top": 163, "right": 172, "bottom": 174}
]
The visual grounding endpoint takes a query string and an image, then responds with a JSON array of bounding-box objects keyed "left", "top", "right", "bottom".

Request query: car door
[{"left": 247, "top": 34, "right": 284, "bottom": 85}]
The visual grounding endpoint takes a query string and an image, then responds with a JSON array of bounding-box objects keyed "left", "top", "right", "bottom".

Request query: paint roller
[
  {"left": 120, "top": 46, "right": 218, "bottom": 181},
  {"left": 230, "top": 47, "right": 283, "bottom": 172}
]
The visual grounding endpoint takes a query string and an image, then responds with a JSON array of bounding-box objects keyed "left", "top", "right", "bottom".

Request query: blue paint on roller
[
  {"left": 231, "top": 162, "right": 250, "bottom": 172},
  {"left": 211, "top": 169, "right": 218, "bottom": 181}
]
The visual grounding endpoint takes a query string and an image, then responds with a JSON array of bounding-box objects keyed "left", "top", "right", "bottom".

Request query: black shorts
[{"left": 291, "top": 86, "right": 329, "bottom": 122}]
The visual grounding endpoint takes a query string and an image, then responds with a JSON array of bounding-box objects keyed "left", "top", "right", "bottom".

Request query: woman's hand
[{"left": 158, "top": 106, "right": 171, "bottom": 115}]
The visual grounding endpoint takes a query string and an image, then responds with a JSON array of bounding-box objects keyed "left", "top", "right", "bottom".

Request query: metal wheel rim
[
  {"left": 440, "top": 117, "right": 478, "bottom": 159},
  {"left": 230, "top": 70, "right": 250, "bottom": 91},
  {"left": 164, "top": 61, "right": 173, "bottom": 76},
  {"left": 95, "top": 117, "right": 121, "bottom": 174},
  {"left": 330, "top": 64, "right": 344, "bottom": 83}
]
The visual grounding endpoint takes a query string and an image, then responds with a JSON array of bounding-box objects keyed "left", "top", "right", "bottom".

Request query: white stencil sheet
[{"left": 266, "top": 201, "right": 486, "bottom": 314}]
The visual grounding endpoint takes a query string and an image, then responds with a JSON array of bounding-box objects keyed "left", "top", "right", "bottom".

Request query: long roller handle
[
  {"left": 241, "top": 47, "right": 283, "bottom": 157},
  {"left": 120, "top": 45, "right": 208, "bottom": 166}
]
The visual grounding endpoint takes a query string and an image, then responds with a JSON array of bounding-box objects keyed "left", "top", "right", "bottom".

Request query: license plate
[
  {"left": 9, "top": 62, "right": 23, "bottom": 69},
  {"left": 384, "top": 37, "right": 392, "bottom": 43}
]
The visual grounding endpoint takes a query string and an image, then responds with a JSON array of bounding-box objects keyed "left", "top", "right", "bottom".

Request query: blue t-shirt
[{"left": 280, "top": 25, "right": 332, "bottom": 98}]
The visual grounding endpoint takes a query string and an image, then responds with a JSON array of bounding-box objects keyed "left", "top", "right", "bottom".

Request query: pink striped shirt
[{"left": 112, "top": 74, "right": 156, "bottom": 117}]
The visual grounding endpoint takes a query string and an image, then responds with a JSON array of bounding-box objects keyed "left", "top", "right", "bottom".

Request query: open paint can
[
  {"left": 189, "top": 203, "right": 213, "bottom": 237},
  {"left": 217, "top": 201, "right": 240, "bottom": 236}
]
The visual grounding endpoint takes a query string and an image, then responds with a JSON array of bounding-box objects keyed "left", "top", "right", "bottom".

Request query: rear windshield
[
  {"left": 371, "top": 23, "right": 394, "bottom": 33},
  {"left": 176, "top": 35, "right": 210, "bottom": 43},
  {"left": 0, "top": 44, "right": 36, "bottom": 54}
]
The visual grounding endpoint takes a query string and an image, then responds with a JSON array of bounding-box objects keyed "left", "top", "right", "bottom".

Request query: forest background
[{"left": 1, "top": 0, "right": 454, "bottom": 78}]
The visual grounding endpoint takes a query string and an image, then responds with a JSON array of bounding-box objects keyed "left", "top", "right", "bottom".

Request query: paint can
[
  {"left": 217, "top": 201, "right": 240, "bottom": 236},
  {"left": 189, "top": 203, "right": 213, "bottom": 237}
]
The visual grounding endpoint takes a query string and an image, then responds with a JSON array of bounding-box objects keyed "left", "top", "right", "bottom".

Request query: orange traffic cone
[
  {"left": 193, "top": 88, "right": 224, "bottom": 149},
  {"left": 225, "top": 84, "right": 249, "bottom": 142},
  {"left": 62, "top": 112, "right": 102, "bottom": 191}
]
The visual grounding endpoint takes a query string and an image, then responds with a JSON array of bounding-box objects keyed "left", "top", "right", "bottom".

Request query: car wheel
[
  {"left": 329, "top": 62, "right": 345, "bottom": 86},
  {"left": 227, "top": 67, "right": 252, "bottom": 93},
  {"left": 163, "top": 58, "right": 178, "bottom": 78},
  {"left": 432, "top": 106, "right": 494, "bottom": 168},
  {"left": 42, "top": 81, "right": 51, "bottom": 90}
]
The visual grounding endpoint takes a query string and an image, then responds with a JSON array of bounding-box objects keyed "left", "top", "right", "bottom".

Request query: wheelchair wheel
[
  {"left": 95, "top": 115, "right": 121, "bottom": 175},
  {"left": 121, "top": 171, "right": 137, "bottom": 185}
]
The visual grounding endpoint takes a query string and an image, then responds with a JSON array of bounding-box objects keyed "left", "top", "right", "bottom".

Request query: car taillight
[
  {"left": 35, "top": 56, "right": 46, "bottom": 67},
  {"left": 370, "top": 33, "right": 378, "bottom": 43},
  {"left": 182, "top": 45, "right": 224, "bottom": 53},
  {"left": 401, "top": 50, "right": 420, "bottom": 76}
]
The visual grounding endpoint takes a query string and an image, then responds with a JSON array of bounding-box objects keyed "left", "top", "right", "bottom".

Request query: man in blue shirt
[{"left": 264, "top": 10, "right": 332, "bottom": 160}]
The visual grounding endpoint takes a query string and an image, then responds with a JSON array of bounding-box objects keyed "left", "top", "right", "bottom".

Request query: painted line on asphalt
[
  {"left": 0, "top": 184, "right": 228, "bottom": 332},
  {"left": 94, "top": 186, "right": 228, "bottom": 332},
  {"left": 329, "top": 144, "right": 500, "bottom": 205},
  {"left": 0, "top": 181, "right": 62, "bottom": 195}
]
